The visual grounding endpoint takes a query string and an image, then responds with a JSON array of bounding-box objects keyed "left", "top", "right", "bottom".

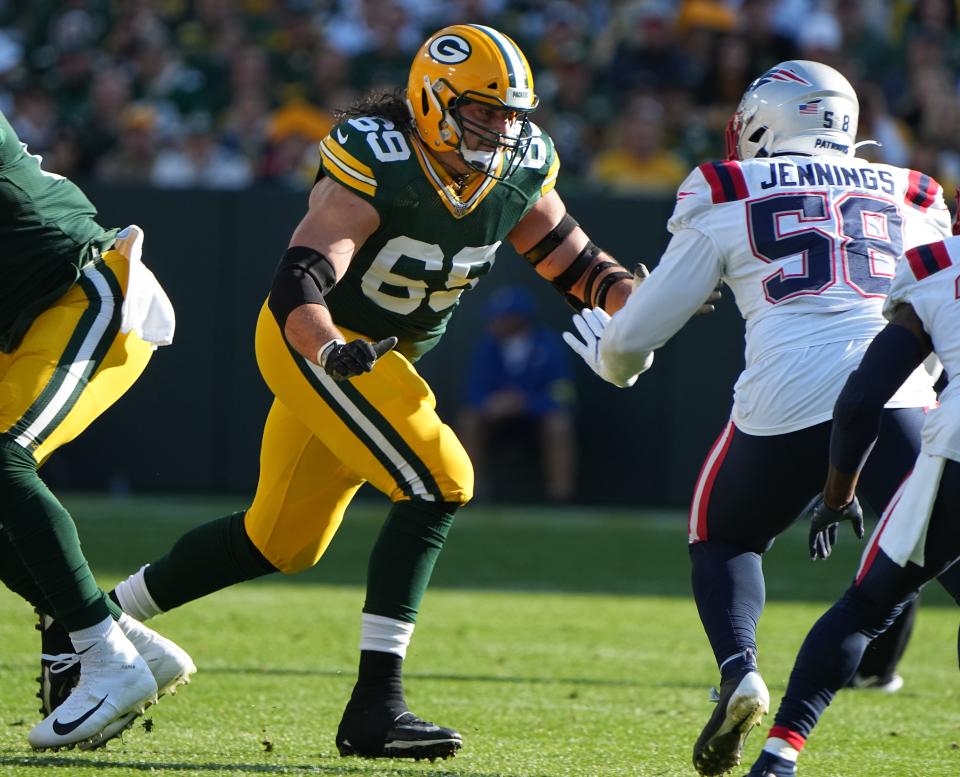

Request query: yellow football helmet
[{"left": 406, "top": 24, "right": 539, "bottom": 178}]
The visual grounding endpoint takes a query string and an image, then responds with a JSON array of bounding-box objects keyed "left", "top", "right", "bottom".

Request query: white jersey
[
  {"left": 886, "top": 237, "right": 960, "bottom": 461},
  {"left": 601, "top": 154, "right": 951, "bottom": 435}
]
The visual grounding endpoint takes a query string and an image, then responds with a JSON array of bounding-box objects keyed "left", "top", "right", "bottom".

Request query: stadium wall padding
[{"left": 46, "top": 186, "right": 744, "bottom": 507}]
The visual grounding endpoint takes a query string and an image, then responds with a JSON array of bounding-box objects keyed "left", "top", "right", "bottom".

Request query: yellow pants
[
  {"left": 0, "top": 251, "right": 153, "bottom": 466},
  {"left": 244, "top": 302, "right": 474, "bottom": 573}
]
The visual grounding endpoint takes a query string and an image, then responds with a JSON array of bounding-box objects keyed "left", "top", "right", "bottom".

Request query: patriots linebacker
[
  {"left": 35, "top": 24, "right": 656, "bottom": 759},
  {"left": 746, "top": 232, "right": 960, "bottom": 776},
  {"left": 563, "top": 61, "right": 952, "bottom": 775}
]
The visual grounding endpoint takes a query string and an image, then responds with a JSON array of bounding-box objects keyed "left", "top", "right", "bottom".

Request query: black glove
[
  {"left": 803, "top": 493, "right": 865, "bottom": 561},
  {"left": 320, "top": 336, "right": 398, "bottom": 381}
]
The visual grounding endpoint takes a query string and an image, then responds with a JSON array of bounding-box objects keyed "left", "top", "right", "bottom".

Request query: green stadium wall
[{"left": 46, "top": 186, "right": 745, "bottom": 507}]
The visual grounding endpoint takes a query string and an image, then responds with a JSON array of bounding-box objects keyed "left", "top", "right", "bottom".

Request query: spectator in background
[
  {"left": 793, "top": 7, "right": 846, "bottom": 71},
  {"left": 836, "top": 0, "right": 897, "bottom": 90},
  {"left": 856, "top": 81, "right": 912, "bottom": 168},
  {"left": 534, "top": 40, "right": 607, "bottom": 183},
  {"left": 71, "top": 66, "right": 134, "bottom": 175},
  {"left": 603, "top": 0, "right": 698, "bottom": 94},
  {"left": 589, "top": 95, "right": 688, "bottom": 196},
  {"left": 349, "top": 1, "right": 419, "bottom": 92},
  {"left": 9, "top": 85, "right": 57, "bottom": 152},
  {"left": 258, "top": 99, "right": 333, "bottom": 189},
  {"left": 97, "top": 104, "right": 160, "bottom": 185},
  {"left": 458, "top": 287, "right": 577, "bottom": 504},
  {"left": 151, "top": 110, "right": 252, "bottom": 189}
]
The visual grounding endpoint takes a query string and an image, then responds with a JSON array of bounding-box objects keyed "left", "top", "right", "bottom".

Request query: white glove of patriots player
[{"left": 562, "top": 307, "right": 638, "bottom": 388}]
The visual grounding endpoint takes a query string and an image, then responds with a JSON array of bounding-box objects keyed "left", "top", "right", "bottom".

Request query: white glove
[{"left": 562, "top": 307, "right": 637, "bottom": 388}]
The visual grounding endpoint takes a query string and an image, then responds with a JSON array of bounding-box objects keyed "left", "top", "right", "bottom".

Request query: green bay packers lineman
[
  {"left": 38, "top": 25, "right": 640, "bottom": 758},
  {"left": 0, "top": 109, "right": 195, "bottom": 751}
]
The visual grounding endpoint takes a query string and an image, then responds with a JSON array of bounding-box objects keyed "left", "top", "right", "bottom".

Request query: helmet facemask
[
  {"left": 407, "top": 25, "right": 540, "bottom": 181},
  {"left": 449, "top": 91, "right": 536, "bottom": 179}
]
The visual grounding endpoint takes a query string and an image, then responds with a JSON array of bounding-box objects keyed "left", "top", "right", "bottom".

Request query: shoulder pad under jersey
[
  {"left": 318, "top": 116, "right": 412, "bottom": 203},
  {"left": 884, "top": 236, "right": 960, "bottom": 318},
  {"left": 512, "top": 122, "right": 560, "bottom": 198},
  {"left": 667, "top": 162, "right": 746, "bottom": 233},
  {"left": 902, "top": 168, "right": 951, "bottom": 235}
]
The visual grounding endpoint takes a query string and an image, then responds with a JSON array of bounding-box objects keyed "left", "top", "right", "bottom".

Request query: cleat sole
[
  {"left": 337, "top": 739, "right": 461, "bottom": 760},
  {"left": 694, "top": 695, "right": 768, "bottom": 776}
]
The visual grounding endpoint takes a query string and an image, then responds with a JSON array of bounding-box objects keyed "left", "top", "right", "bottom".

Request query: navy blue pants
[
  {"left": 773, "top": 458, "right": 960, "bottom": 738},
  {"left": 688, "top": 408, "right": 923, "bottom": 673}
]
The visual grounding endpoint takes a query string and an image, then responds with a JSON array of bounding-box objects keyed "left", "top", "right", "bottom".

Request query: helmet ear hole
[
  {"left": 748, "top": 128, "right": 766, "bottom": 143},
  {"left": 421, "top": 89, "right": 430, "bottom": 115}
]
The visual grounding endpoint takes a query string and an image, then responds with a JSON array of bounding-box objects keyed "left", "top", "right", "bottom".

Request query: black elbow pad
[{"left": 268, "top": 246, "right": 337, "bottom": 331}]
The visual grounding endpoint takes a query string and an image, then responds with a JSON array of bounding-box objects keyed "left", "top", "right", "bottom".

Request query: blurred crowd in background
[{"left": 2, "top": 0, "right": 959, "bottom": 196}]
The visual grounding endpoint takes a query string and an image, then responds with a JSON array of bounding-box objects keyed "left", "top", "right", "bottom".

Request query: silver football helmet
[{"left": 725, "top": 60, "right": 859, "bottom": 160}]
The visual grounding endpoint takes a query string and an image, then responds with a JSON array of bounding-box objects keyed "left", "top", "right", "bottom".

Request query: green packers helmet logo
[{"left": 429, "top": 35, "right": 471, "bottom": 64}]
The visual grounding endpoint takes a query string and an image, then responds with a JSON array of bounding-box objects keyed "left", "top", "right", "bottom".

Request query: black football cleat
[
  {"left": 36, "top": 609, "right": 81, "bottom": 716},
  {"left": 336, "top": 702, "right": 462, "bottom": 760},
  {"left": 693, "top": 668, "right": 769, "bottom": 776}
]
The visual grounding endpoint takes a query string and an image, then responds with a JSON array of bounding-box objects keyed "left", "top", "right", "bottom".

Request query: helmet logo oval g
[{"left": 429, "top": 35, "right": 471, "bottom": 64}]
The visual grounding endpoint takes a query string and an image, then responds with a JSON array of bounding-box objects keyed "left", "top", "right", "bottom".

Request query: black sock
[{"left": 350, "top": 650, "right": 405, "bottom": 708}]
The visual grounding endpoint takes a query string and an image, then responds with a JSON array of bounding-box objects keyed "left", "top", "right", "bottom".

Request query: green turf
[{"left": 0, "top": 495, "right": 958, "bottom": 776}]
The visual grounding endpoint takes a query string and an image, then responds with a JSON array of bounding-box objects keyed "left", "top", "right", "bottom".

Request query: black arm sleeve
[
  {"left": 267, "top": 246, "right": 338, "bottom": 332},
  {"left": 830, "top": 324, "right": 927, "bottom": 473}
]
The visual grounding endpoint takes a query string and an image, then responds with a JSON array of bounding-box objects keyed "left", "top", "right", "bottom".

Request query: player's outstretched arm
[
  {"left": 598, "top": 227, "right": 724, "bottom": 386},
  {"left": 268, "top": 178, "right": 394, "bottom": 379},
  {"left": 805, "top": 305, "right": 932, "bottom": 559},
  {"left": 508, "top": 189, "right": 634, "bottom": 313}
]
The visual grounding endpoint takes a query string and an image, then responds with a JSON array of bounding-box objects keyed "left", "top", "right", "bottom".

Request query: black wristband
[
  {"left": 550, "top": 241, "right": 601, "bottom": 295},
  {"left": 268, "top": 246, "right": 337, "bottom": 331},
  {"left": 582, "top": 260, "right": 618, "bottom": 306},
  {"left": 523, "top": 213, "right": 578, "bottom": 266},
  {"left": 594, "top": 270, "right": 632, "bottom": 308}
]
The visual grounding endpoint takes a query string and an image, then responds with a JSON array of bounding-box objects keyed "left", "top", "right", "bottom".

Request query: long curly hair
[{"left": 335, "top": 88, "right": 413, "bottom": 130}]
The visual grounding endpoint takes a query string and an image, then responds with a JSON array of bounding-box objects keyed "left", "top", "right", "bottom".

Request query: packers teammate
[
  {"left": 0, "top": 109, "right": 194, "bottom": 750},
  {"left": 37, "top": 25, "right": 646, "bottom": 758}
]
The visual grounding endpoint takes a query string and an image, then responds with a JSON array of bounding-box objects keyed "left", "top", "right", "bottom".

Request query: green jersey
[
  {"left": 0, "top": 111, "right": 117, "bottom": 352},
  {"left": 319, "top": 116, "right": 560, "bottom": 361}
]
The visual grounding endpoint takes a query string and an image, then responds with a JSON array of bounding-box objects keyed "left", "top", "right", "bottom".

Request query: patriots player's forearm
[
  {"left": 822, "top": 464, "right": 859, "bottom": 511},
  {"left": 829, "top": 319, "right": 930, "bottom": 490},
  {"left": 599, "top": 228, "right": 723, "bottom": 384}
]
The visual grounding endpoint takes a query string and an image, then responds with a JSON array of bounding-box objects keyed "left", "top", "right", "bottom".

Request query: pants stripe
[
  {"left": 856, "top": 472, "right": 910, "bottom": 585},
  {"left": 689, "top": 421, "right": 735, "bottom": 542},
  {"left": 11, "top": 262, "right": 122, "bottom": 451},
  {"left": 337, "top": 377, "right": 443, "bottom": 500},
  {"left": 290, "top": 350, "right": 437, "bottom": 501}
]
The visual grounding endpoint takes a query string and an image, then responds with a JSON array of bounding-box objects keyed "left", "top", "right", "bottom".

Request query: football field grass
[{"left": 0, "top": 495, "right": 958, "bottom": 776}]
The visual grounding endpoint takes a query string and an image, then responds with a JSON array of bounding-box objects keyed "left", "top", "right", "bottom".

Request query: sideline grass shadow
[{"left": 63, "top": 493, "right": 956, "bottom": 605}]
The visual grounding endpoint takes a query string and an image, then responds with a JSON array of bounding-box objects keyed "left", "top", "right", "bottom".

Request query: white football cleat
[
  {"left": 118, "top": 614, "right": 196, "bottom": 696},
  {"left": 693, "top": 669, "right": 770, "bottom": 776},
  {"left": 28, "top": 620, "right": 158, "bottom": 750}
]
